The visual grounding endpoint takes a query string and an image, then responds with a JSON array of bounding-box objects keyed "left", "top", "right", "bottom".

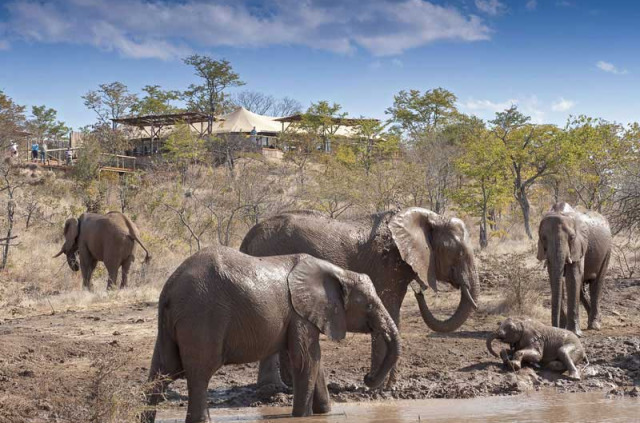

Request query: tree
[
  {"left": 453, "top": 118, "right": 511, "bottom": 248},
  {"left": 164, "top": 123, "right": 207, "bottom": 182},
  {"left": 299, "top": 100, "right": 348, "bottom": 152},
  {"left": 0, "top": 90, "right": 26, "bottom": 149},
  {"left": 490, "top": 106, "right": 561, "bottom": 239},
  {"left": 385, "top": 88, "right": 458, "bottom": 139},
  {"left": 0, "top": 163, "right": 23, "bottom": 269},
  {"left": 560, "top": 116, "right": 633, "bottom": 211},
  {"left": 26, "top": 105, "right": 70, "bottom": 145},
  {"left": 83, "top": 82, "right": 138, "bottom": 130},
  {"left": 351, "top": 119, "right": 398, "bottom": 176},
  {"left": 83, "top": 82, "right": 138, "bottom": 154},
  {"left": 130, "top": 85, "right": 182, "bottom": 116},
  {"left": 234, "top": 91, "right": 302, "bottom": 117},
  {"left": 182, "top": 55, "right": 245, "bottom": 118}
]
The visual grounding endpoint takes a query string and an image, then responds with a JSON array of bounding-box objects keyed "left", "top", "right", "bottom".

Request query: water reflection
[{"left": 157, "top": 391, "right": 639, "bottom": 422}]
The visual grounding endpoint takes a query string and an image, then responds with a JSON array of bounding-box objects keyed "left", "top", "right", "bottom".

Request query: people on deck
[
  {"left": 31, "top": 142, "right": 39, "bottom": 162},
  {"left": 40, "top": 142, "right": 47, "bottom": 164},
  {"left": 65, "top": 148, "right": 73, "bottom": 166}
]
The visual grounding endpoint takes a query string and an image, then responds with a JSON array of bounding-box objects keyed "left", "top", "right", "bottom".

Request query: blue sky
[{"left": 0, "top": 0, "right": 638, "bottom": 129}]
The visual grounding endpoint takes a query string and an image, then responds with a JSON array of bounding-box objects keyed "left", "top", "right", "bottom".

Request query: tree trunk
[{"left": 516, "top": 187, "right": 533, "bottom": 239}]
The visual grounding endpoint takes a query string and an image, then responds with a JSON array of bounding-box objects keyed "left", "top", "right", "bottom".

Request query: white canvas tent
[{"left": 212, "top": 107, "right": 283, "bottom": 134}]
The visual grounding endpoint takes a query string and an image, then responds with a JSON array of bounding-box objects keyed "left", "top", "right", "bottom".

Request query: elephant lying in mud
[
  {"left": 537, "top": 202, "right": 612, "bottom": 335},
  {"left": 487, "top": 317, "right": 586, "bottom": 380},
  {"left": 54, "top": 211, "right": 151, "bottom": 290},
  {"left": 240, "top": 208, "right": 479, "bottom": 387},
  {"left": 142, "top": 245, "right": 400, "bottom": 423}
]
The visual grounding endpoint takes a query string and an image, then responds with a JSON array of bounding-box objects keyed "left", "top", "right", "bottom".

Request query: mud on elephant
[
  {"left": 54, "top": 211, "right": 151, "bottom": 290},
  {"left": 487, "top": 317, "right": 586, "bottom": 380},
  {"left": 537, "top": 203, "right": 612, "bottom": 335},
  {"left": 141, "top": 246, "right": 400, "bottom": 423},
  {"left": 240, "top": 207, "right": 479, "bottom": 387}
]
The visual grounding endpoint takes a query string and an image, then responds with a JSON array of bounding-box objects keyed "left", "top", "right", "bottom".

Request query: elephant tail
[
  {"left": 122, "top": 214, "right": 152, "bottom": 263},
  {"left": 142, "top": 300, "right": 182, "bottom": 422}
]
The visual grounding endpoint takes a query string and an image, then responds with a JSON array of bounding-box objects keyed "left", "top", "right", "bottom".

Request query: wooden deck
[{"left": 28, "top": 149, "right": 138, "bottom": 175}]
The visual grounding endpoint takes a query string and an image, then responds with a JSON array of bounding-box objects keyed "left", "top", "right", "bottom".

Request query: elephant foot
[
  {"left": 588, "top": 321, "right": 601, "bottom": 331},
  {"left": 566, "top": 370, "right": 581, "bottom": 381},
  {"left": 312, "top": 402, "right": 331, "bottom": 414},
  {"left": 256, "top": 382, "right": 289, "bottom": 400}
]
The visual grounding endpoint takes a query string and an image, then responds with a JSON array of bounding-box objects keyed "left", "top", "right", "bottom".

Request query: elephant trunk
[
  {"left": 486, "top": 332, "right": 500, "bottom": 357},
  {"left": 549, "top": 241, "right": 565, "bottom": 328},
  {"left": 415, "top": 265, "right": 479, "bottom": 333},
  {"left": 66, "top": 251, "right": 80, "bottom": 272},
  {"left": 364, "top": 306, "right": 400, "bottom": 389}
]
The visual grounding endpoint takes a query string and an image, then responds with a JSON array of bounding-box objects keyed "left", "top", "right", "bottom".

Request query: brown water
[{"left": 156, "top": 391, "right": 640, "bottom": 422}]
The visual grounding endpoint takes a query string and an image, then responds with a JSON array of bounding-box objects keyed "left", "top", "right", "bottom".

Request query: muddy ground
[{"left": 0, "top": 269, "right": 638, "bottom": 422}]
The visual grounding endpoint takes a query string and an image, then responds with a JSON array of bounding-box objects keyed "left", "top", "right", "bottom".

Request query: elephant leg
[
  {"left": 79, "top": 251, "right": 97, "bottom": 291},
  {"left": 545, "top": 360, "right": 566, "bottom": 372},
  {"left": 279, "top": 349, "right": 292, "bottom": 387},
  {"left": 580, "top": 283, "right": 591, "bottom": 317},
  {"left": 559, "top": 280, "right": 567, "bottom": 328},
  {"left": 588, "top": 253, "right": 609, "bottom": 330},
  {"left": 312, "top": 360, "right": 331, "bottom": 414},
  {"left": 288, "top": 321, "right": 320, "bottom": 417},
  {"left": 558, "top": 344, "right": 580, "bottom": 380},
  {"left": 257, "top": 354, "right": 286, "bottom": 388},
  {"left": 180, "top": 341, "right": 221, "bottom": 422},
  {"left": 106, "top": 264, "right": 119, "bottom": 291},
  {"left": 509, "top": 348, "right": 542, "bottom": 371},
  {"left": 565, "top": 267, "right": 582, "bottom": 337},
  {"left": 142, "top": 344, "right": 179, "bottom": 423},
  {"left": 120, "top": 256, "right": 134, "bottom": 289},
  {"left": 370, "top": 293, "right": 402, "bottom": 389}
]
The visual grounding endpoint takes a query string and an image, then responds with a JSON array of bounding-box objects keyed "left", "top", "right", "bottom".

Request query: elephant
[
  {"left": 141, "top": 245, "right": 400, "bottom": 423},
  {"left": 240, "top": 208, "right": 479, "bottom": 388},
  {"left": 486, "top": 317, "right": 586, "bottom": 380},
  {"left": 537, "top": 202, "right": 612, "bottom": 336},
  {"left": 54, "top": 211, "right": 151, "bottom": 290}
]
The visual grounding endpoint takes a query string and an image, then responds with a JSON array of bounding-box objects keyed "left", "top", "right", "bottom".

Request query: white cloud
[
  {"left": 526, "top": 0, "right": 538, "bottom": 11},
  {"left": 461, "top": 95, "right": 545, "bottom": 123},
  {"left": 391, "top": 58, "right": 403, "bottom": 67},
  {"left": 596, "top": 61, "right": 628, "bottom": 75},
  {"left": 1, "top": 0, "right": 492, "bottom": 60},
  {"left": 475, "top": 0, "right": 506, "bottom": 16},
  {"left": 551, "top": 97, "right": 575, "bottom": 112}
]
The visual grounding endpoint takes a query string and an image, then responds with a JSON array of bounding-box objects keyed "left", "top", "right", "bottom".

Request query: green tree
[
  {"left": 299, "top": 100, "right": 348, "bottom": 152},
  {"left": 490, "top": 106, "right": 561, "bottom": 239},
  {"left": 164, "top": 123, "right": 207, "bottom": 182},
  {"left": 560, "top": 115, "right": 633, "bottom": 211},
  {"left": 182, "top": 55, "right": 245, "bottom": 118},
  {"left": 385, "top": 88, "right": 458, "bottom": 139},
  {"left": 0, "top": 90, "right": 26, "bottom": 149},
  {"left": 131, "top": 85, "right": 182, "bottom": 116},
  {"left": 351, "top": 119, "right": 399, "bottom": 175},
  {"left": 453, "top": 119, "right": 511, "bottom": 248},
  {"left": 26, "top": 105, "right": 70, "bottom": 144}
]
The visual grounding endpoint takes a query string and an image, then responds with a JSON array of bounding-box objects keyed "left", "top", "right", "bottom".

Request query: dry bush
[
  {"left": 611, "top": 235, "right": 640, "bottom": 279},
  {"left": 485, "top": 249, "right": 547, "bottom": 319}
]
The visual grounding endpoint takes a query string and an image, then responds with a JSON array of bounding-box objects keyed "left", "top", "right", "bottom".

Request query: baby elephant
[
  {"left": 486, "top": 317, "right": 586, "bottom": 380},
  {"left": 142, "top": 245, "right": 400, "bottom": 423}
]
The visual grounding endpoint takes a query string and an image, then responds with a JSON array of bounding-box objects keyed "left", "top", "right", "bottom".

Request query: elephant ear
[
  {"left": 389, "top": 208, "right": 438, "bottom": 292},
  {"left": 288, "top": 256, "right": 350, "bottom": 341},
  {"left": 62, "top": 217, "right": 80, "bottom": 251},
  {"left": 568, "top": 218, "right": 588, "bottom": 264},
  {"left": 536, "top": 235, "right": 546, "bottom": 261}
]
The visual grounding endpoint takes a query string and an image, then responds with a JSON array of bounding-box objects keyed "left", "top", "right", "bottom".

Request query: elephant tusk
[
  {"left": 462, "top": 285, "right": 478, "bottom": 310},
  {"left": 53, "top": 248, "right": 65, "bottom": 258},
  {"left": 486, "top": 333, "right": 500, "bottom": 358}
]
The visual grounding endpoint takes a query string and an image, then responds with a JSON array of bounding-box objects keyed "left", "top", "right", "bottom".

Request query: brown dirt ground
[{"left": 0, "top": 270, "right": 638, "bottom": 422}]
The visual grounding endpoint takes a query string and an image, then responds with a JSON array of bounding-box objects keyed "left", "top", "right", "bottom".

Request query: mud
[
  {"left": 156, "top": 391, "right": 640, "bottom": 422},
  {"left": 0, "top": 274, "right": 638, "bottom": 422}
]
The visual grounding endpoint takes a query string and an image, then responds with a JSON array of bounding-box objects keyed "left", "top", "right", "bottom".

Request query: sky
[{"left": 0, "top": 0, "right": 638, "bottom": 130}]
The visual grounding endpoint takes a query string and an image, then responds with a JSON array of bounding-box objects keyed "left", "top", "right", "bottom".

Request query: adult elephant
[
  {"left": 54, "top": 211, "right": 151, "bottom": 290},
  {"left": 537, "top": 203, "right": 612, "bottom": 336},
  {"left": 240, "top": 208, "right": 479, "bottom": 387},
  {"left": 142, "top": 246, "right": 399, "bottom": 423}
]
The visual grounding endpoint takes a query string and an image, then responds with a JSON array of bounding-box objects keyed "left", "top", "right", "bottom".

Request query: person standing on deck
[
  {"left": 40, "top": 142, "right": 47, "bottom": 164},
  {"left": 31, "top": 142, "right": 39, "bottom": 162}
]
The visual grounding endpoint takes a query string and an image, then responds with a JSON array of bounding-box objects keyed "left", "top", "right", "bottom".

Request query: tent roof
[{"left": 212, "top": 107, "right": 283, "bottom": 134}]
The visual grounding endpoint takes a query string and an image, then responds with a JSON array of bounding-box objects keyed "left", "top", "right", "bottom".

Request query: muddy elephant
[
  {"left": 487, "top": 317, "right": 586, "bottom": 380},
  {"left": 142, "top": 245, "right": 399, "bottom": 423},
  {"left": 54, "top": 211, "right": 151, "bottom": 290},
  {"left": 240, "top": 208, "right": 479, "bottom": 387},
  {"left": 537, "top": 203, "right": 612, "bottom": 335}
]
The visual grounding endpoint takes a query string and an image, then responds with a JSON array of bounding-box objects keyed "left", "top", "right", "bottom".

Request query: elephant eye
[{"left": 367, "top": 303, "right": 373, "bottom": 311}]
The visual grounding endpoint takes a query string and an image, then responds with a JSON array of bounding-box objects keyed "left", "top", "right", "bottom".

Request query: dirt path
[{"left": 0, "top": 277, "right": 638, "bottom": 422}]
